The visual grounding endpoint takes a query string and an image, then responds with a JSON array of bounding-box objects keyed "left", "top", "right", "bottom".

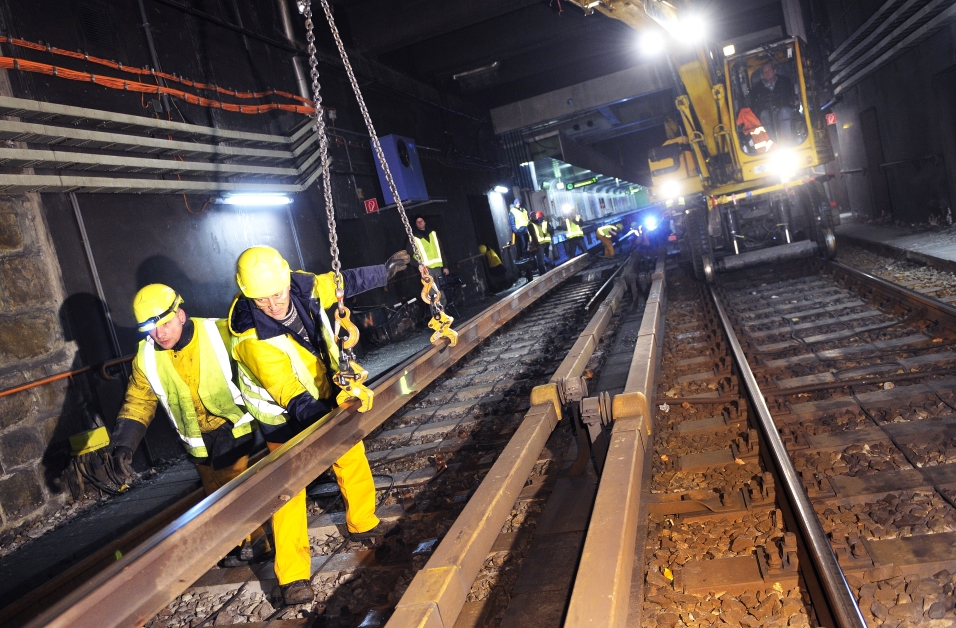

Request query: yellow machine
[{"left": 570, "top": 0, "right": 838, "bottom": 281}]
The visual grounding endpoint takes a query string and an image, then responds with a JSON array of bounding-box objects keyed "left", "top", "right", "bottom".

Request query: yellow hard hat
[
  {"left": 236, "top": 245, "right": 291, "bottom": 298},
  {"left": 133, "top": 284, "right": 183, "bottom": 332},
  {"left": 478, "top": 244, "right": 488, "bottom": 254}
]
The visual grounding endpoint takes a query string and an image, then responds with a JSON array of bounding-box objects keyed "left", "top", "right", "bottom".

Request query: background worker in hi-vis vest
[
  {"left": 109, "top": 284, "right": 265, "bottom": 567},
  {"left": 228, "top": 245, "right": 408, "bottom": 606}
]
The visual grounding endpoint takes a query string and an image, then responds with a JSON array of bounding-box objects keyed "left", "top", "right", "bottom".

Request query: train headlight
[{"left": 769, "top": 149, "right": 800, "bottom": 182}]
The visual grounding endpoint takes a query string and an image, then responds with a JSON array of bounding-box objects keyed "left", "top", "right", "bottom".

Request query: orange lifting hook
[
  {"left": 332, "top": 304, "right": 374, "bottom": 412},
  {"left": 420, "top": 274, "right": 458, "bottom": 347}
]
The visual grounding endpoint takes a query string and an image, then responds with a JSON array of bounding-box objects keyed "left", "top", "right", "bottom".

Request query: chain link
[
  {"left": 314, "top": 0, "right": 429, "bottom": 272},
  {"left": 301, "top": 0, "right": 344, "bottom": 299}
]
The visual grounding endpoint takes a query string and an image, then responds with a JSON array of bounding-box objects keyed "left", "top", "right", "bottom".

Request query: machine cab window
[{"left": 729, "top": 45, "right": 809, "bottom": 155}]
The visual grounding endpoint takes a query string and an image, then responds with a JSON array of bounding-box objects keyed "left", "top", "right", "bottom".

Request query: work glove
[
  {"left": 111, "top": 446, "right": 135, "bottom": 481},
  {"left": 109, "top": 418, "right": 147, "bottom": 481},
  {"left": 386, "top": 250, "right": 411, "bottom": 280}
]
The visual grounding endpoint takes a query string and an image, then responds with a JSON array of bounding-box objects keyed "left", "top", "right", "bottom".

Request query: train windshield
[{"left": 729, "top": 45, "right": 809, "bottom": 155}]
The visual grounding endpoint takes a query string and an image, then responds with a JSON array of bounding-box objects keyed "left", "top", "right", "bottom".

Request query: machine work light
[{"left": 494, "top": 185, "right": 510, "bottom": 194}]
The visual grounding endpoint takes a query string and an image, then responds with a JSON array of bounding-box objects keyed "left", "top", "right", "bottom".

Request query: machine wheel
[
  {"left": 686, "top": 208, "right": 715, "bottom": 283},
  {"left": 798, "top": 182, "right": 836, "bottom": 257}
]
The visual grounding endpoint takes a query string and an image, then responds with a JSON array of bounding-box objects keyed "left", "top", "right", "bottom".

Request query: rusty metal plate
[
  {"left": 677, "top": 555, "right": 798, "bottom": 595},
  {"left": 677, "top": 448, "right": 735, "bottom": 472}
]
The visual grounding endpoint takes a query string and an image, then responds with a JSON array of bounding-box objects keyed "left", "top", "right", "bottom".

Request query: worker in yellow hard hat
[
  {"left": 110, "top": 284, "right": 265, "bottom": 566},
  {"left": 228, "top": 245, "right": 409, "bottom": 606}
]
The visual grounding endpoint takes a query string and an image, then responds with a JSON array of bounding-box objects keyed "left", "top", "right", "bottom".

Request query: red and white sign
[
  {"left": 364, "top": 198, "right": 379, "bottom": 214},
  {"left": 825, "top": 113, "right": 837, "bottom": 126}
]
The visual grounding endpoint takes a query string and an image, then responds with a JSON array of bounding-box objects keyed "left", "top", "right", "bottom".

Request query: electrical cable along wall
[{"left": 0, "top": 0, "right": 500, "bottom": 532}]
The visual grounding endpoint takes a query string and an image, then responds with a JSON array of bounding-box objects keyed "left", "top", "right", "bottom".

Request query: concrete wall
[
  {"left": 0, "top": 0, "right": 502, "bottom": 530},
  {"left": 825, "top": 8, "right": 956, "bottom": 222}
]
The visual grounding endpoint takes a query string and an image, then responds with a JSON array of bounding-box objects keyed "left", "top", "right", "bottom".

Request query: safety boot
[
  {"left": 281, "top": 580, "right": 314, "bottom": 605},
  {"left": 350, "top": 520, "right": 397, "bottom": 542}
]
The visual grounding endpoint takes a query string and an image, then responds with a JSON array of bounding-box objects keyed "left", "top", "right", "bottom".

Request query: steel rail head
[
  {"left": 707, "top": 285, "right": 867, "bottom": 628},
  {"left": 23, "top": 255, "right": 590, "bottom": 628}
]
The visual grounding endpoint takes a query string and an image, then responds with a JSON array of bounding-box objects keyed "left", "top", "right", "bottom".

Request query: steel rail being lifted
[{"left": 21, "top": 255, "right": 589, "bottom": 628}]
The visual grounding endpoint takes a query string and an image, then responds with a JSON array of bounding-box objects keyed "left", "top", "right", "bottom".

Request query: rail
[
  {"left": 565, "top": 254, "right": 665, "bottom": 626},
  {"left": 23, "top": 254, "right": 590, "bottom": 628},
  {"left": 387, "top": 259, "right": 631, "bottom": 628},
  {"left": 708, "top": 284, "right": 867, "bottom": 628}
]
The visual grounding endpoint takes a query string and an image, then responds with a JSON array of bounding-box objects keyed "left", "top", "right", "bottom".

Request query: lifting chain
[
  {"left": 300, "top": 0, "right": 458, "bottom": 349},
  {"left": 299, "top": 0, "right": 373, "bottom": 412}
]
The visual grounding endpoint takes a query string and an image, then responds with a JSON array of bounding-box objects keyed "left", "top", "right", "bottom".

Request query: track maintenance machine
[{"left": 569, "top": 0, "right": 837, "bottom": 282}]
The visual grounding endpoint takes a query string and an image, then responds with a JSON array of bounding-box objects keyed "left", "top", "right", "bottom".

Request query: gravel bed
[
  {"left": 837, "top": 242, "right": 956, "bottom": 302},
  {"left": 817, "top": 490, "right": 956, "bottom": 540}
]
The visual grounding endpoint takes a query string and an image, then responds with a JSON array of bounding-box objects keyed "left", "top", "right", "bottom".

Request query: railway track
[
  {"left": 566, "top": 251, "right": 956, "bottom": 628},
  {"left": 19, "top": 246, "right": 956, "bottom": 628},
  {"left": 10, "top": 252, "right": 646, "bottom": 628}
]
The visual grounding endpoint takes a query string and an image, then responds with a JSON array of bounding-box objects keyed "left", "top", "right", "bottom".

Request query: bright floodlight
[
  {"left": 221, "top": 193, "right": 293, "bottom": 206},
  {"left": 494, "top": 185, "right": 510, "bottom": 194},
  {"left": 678, "top": 15, "right": 707, "bottom": 44},
  {"left": 643, "top": 215, "right": 659, "bottom": 231},
  {"left": 723, "top": 44, "right": 736, "bottom": 56},
  {"left": 660, "top": 180, "right": 680, "bottom": 199},
  {"left": 640, "top": 30, "right": 665, "bottom": 55},
  {"left": 562, "top": 203, "right": 575, "bottom": 215},
  {"left": 769, "top": 149, "right": 800, "bottom": 182}
]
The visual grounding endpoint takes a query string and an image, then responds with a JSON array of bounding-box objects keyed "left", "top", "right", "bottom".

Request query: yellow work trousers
[
  {"left": 195, "top": 456, "right": 267, "bottom": 549},
  {"left": 597, "top": 233, "right": 615, "bottom": 257},
  {"left": 268, "top": 440, "right": 380, "bottom": 585}
]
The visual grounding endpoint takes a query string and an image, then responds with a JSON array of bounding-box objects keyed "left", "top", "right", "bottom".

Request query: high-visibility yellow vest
[
  {"left": 414, "top": 231, "right": 443, "bottom": 269},
  {"left": 565, "top": 218, "right": 584, "bottom": 238},
  {"left": 137, "top": 318, "right": 254, "bottom": 458},
  {"left": 531, "top": 221, "right": 551, "bottom": 244},
  {"left": 233, "top": 334, "right": 325, "bottom": 426},
  {"left": 597, "top": 224, "right": 618, "bottom": 238},
  {"left": 485, "top": 248, "right": 503, "bottom": 268},
  {"left": 510, "top": 207, "right": 529, "bottom": 229}
]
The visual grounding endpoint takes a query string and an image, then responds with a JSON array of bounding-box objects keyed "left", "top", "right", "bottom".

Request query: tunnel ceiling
[{"left": 332, "top": 0, "right": 788, "bottom": 111}]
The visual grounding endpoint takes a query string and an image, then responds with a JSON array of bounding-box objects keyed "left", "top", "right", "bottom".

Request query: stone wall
[{"left": 0, "top": 191, "right": 75, "bottom": 531}]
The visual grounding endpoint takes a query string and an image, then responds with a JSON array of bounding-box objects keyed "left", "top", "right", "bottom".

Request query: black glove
[
  {"left": 386, "top": 250, "right": 411, "bottom": 280},
  {"left": 110, "top": 418, "right": 147, "bottom": 480},
  {"left": 287, "top": 391, "right": 333, "bottom": 430},
  {"left": 111, "top": 446, "right": 135, "bottom": 480}
]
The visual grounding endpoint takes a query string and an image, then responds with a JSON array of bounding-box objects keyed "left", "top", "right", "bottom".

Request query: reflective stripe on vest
[
  {"left": 532, "top": 222, "right": 551, "bottom": 244},
  {"left": 234, "top": 334, "right": 323, "bottom": 426},
  {"left": 565, "top": 218, "right": 584, "bottom": 238},
  {"left": 141, "top": 318, "right": 254, "bottom": 458},
  {"left": 510, "top": 207, "right": 529, "bottom": 229},
  {"left": 414, "top": 231, "right": 443, "bottom": 269}
]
